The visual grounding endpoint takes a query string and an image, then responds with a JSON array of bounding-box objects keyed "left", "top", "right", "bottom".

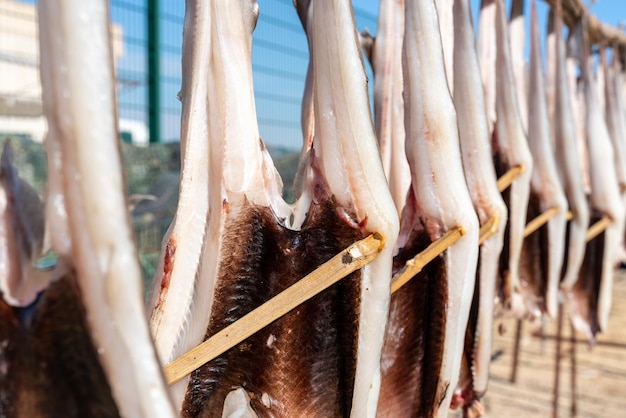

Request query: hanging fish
[
  {"left": 377, "top": 0, "right": 479, "bottom": 416},
  {"left": 449, "top": 0, "right": 507, "bottom": 414},
  {"left": 148, "top": 0, "right": 399, "bottom": 416}
]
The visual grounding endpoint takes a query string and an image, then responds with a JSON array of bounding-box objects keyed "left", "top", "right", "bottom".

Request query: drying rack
[
  {"left": 163, "top": 163, "right": 612, "bottom": 389},
  {"left": 162, "top": 5, "right": 621, "bottom": 418}
]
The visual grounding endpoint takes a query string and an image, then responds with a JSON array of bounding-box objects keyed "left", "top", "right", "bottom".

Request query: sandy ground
[{"left": 450, "top": 270, "right": 626, "bottom": 417}]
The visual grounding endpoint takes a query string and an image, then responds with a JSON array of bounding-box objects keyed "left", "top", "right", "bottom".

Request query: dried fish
[
  {"left": 450, "top": 0, "right": 507, "bottom": 413},
  {"left": 378, "top": 1, "right": 479, "bottom": 416},
  {"left": 148, "top": 0, "right": 398, "bottom": 415}
]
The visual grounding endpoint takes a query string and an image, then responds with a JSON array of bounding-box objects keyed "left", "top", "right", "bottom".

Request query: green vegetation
[
  {"left": 2, "top": 136, "right": 300, "bottom": 292},
  {"left": 272, "top": 148, "right": 300, "bottom": 203},
  {"left": 0, "top": 135, "right": 48, "bottom": 194}
]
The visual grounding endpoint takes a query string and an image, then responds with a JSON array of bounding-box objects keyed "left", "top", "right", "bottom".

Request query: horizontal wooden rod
[
  {"left": 391, "top": 163, "right": 518, "bottom": 295},
  {"left": 523, "top": 206, "right": 562, "bottom": 238},
  {"left": 391, "top": 226, "right": 465, "bottom": 294},
  {"left": 586, "top": 216, "right": 612, "bottom": 242},
  {"left": 164, "top": 233, "right": 385, "bottom": 384},
  {"left": 497, "top": 164, "right": 526, "bottom": 192},
  {"left": 479, "top": 213, "right": 501, "bottom": 245}
]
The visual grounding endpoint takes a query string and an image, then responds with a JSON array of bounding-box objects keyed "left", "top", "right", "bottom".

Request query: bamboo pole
[
  {"left": 479, "top": 212, "right": 501, "bottom": 245},
  {"left": 523, "top": 206, "right": 562, "bottom": 238},
  {"left": 510, "top": 319, "right": 524, "bottom": 384},
  {"left": 586, "top": 216, "right": 612, "bottom": 241},
  {"left": 553, "top": 303, "right": 564, "bottom": 418},
  {"left": 391, "top": 226, "right": 465, "bottom": 293},
  {"left": 391, "top": 164, "right": 523, "bottom": 294},
  {"left": 497, "top": 164, "right": 526, "bottom": 192},
  {"left": 164, "top": 233, "right": 384, "bottom": 384}
]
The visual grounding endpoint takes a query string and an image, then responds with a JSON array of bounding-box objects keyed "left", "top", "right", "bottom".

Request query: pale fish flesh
[
  {"left": 36, "top": 0, "right": 176, "bottom": 415},
  {"left": 569, "top": 46, "right": 625, "bottom": 340},
  {"left": 518, "top": 0, "right": 568, "bottom": 319},
  {"left": 449, "top": 0, "right": 507, "bottom": 414},
  {"left": 492, "top": 0, "right": 533, "bottom": 315},
  {"left": 509, "top": 0, "right": 528, "bottom": 131},
  {"left": 554, "top": 8, "right": 590, "bottom": 292},
  {"left": 147, "top": 0, "right": 399, "bottom": 416},
  {"left": 367, "top": 0, "right": 410, "bottom": 215},
  {"left": 377, "top": 0, "right": 479, "bottom": 416}
]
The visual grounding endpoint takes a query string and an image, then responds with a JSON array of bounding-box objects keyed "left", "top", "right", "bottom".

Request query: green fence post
[{"left": 147, "top": 0, "right": 160, "bottom": 143}]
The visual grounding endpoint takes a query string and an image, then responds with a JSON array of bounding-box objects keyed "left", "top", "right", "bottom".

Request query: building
[{"left": 0, "top": 0, "right": 146, "bottom": 144}]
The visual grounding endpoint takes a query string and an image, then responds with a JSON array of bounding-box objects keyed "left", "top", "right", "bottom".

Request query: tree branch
[{"left": 542, "top": 0, "right": 626, "bottom": 50}]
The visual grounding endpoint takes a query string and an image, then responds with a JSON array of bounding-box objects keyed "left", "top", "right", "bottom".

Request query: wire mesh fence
[{"left": 110, "top": 0, "right": 377, "bottom": 147}]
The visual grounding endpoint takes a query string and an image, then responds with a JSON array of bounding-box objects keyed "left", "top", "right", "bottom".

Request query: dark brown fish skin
[
  {"left": 458, "top": 252, "right": 482, "bottom": 412},
  {"left": 509, "top": 0, "right": 524, "bottom": 20},
  {"left": 492, "top": 147, "right": 514, "bottom": 309},
  {"left": 518, "top": 192, "right": 549, "bottom": 315},
  {"left": 378, "top": 205, "right": 447, "bottom": 418},
  {"left": 0, "top": 297, "right": 19, "bottom": 416},
  {"left": 0, "top": 273, "right": 119, "bottom": 418},
  {"left": 182, "top": 198, "right": 363, "bottom": 418},
  {"left": 1, "top": 143, "right": 117, "bottom": 417},
  {"left": 572, "top": 211, "right": 604, "bottom": 339}
]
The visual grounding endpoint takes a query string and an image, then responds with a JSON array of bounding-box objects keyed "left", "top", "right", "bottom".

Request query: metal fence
[{"left": 110, "top": 0, "right": 378, "bottom": 149}]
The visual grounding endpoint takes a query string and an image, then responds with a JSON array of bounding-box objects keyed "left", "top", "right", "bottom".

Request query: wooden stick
[
  {"left": 570, "top": 318, "right": 578, "bottom": 417},
  {"left": 497, "top": 164, "right": 526, "bottom": 192},
  {"left": 586, "top": 216, "right": 612, "bottom": 242},
  {"left": 523, "top": 206, "right": 561, "bottom": 238},
  {"left": 553, "top": 302, "right": 564, "bottom": 418},
  {"left": 479, "top": 213, "right": 501, "bottom": 245},
  {"left": 391, "top": 226, "right": 465, "bottom": 294},
  {"left": 164, "top": 233, "right": 385, "bottom": 384},
  {"left": 565, "top": 210, "right": 574, "bottom": 221},
  {"left": 540, "top": 317, "right": 548, "bottom": 355},
  {"left": 390, "top": 163, "right": 519, "bottom": 296},
  {"left": 510, "top": 319, "right": 523, "bottom": 383}
]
